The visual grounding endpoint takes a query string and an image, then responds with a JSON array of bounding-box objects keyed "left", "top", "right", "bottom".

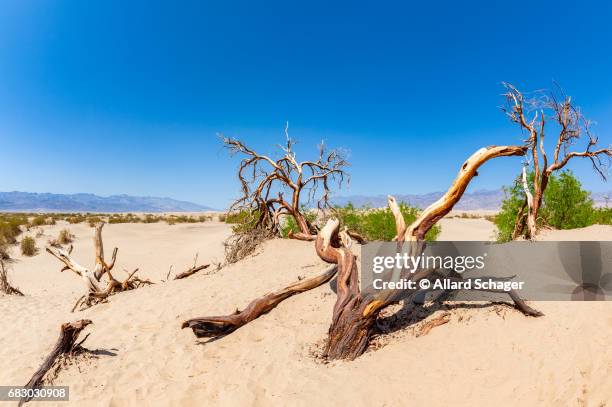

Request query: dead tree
[
  {"left": 19, "top": 319, "right": 92, "bottom": 406},
  {"left": 223, "top": 124, "right": 349, "bottom": 241},
  {"left": 183, "top": 145, "right": 543, "bottom": 360},
  {"left": 0, "top": 259, "right": 24, "bottom": 296},
  {"left": 503, "top": 83, "right": 612, "bottom": 239},
  {"left": 46, "top": 223, "right": 151, "bottom": 311}
]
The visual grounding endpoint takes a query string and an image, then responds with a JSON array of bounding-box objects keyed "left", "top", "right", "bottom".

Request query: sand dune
[{"left": 1, "top": 220, "right": 611, "bottom": 406}]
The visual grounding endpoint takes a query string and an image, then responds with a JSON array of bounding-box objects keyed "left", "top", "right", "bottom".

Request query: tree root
[
  {"left": 182, "top": 265, "right": 338, "bottom": 338},
  {"left": 19, "top": 320, "right": 92, "bottom": 406}
]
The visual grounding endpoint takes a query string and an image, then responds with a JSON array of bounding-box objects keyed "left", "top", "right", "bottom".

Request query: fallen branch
[
  {"left": 173, "top": 253, "right": 211, "bottom": 279},
  {"left": 174, "top": 264, "right": 210, "bottom": 280},
  {"left": 0, "top": 259, "right": 24, "bottom": 296},
  {"left": 182, "top": 264, "right": 338, "bottom": 338},
  {"left": 19, "top": 319, "right": 92, "bottom": 406}
]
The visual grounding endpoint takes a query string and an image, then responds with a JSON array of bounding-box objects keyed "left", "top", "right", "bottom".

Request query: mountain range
[
  {"left": 0, "top": 192, "right": 214, "bottom": 213},
  {"left": 331, "top": 189, "right": 612, "bottom": 210},
  {"left": 1, "top": 189, "right": 610, "bottom": 213}
]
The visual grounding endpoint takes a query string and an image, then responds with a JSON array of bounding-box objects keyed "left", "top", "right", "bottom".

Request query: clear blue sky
[{"left": 1, "top": 1, "right": 611, "bottom": 209}]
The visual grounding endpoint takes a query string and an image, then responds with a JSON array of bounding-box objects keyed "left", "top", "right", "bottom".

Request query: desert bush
[
  {"left": 143, "top": 214, "right": 161, "bottom": 223},
  {"left": 332, "top": 203, "right": 440, "bottom": 241},
  {"left": 67, "top": 214, "right": 87, "bottom": 224},
  {"left": 224, "top": 210, "right": 251, "bottom": 224},
  {"left": 592, "top": 207, "right": 612, "bottom": 225},
  {"left": 281, "top": 210, "right": 318, "bottom": 238},
  {"left": 0, "top": 240, "right": 10, "bottom": 260},
  {"left": 30, "top": 215, "right": 48, "bottom": 226},
  {"left": 87, "top": 216, "right": 103, "bottom": 227},
  {"left": 225, "top": 210, "right": 261, "bottom": 233},
  {"left": 20, "top": 236, "right": 37, "bottom": 256},
  {"left": 108, "top": 213, "right": 140, "bottom": 224},
  {"left": 0, "top": 214, "right": 28, "bottom": 244},
  {"left": 58, "top": 229, "right": 74, "bottom": 245},
  {"left": 495, "top": 170, "right": 595, "bottom": 241},
  {"left": 218, "top": 213, "right": 227, "bottom": 222}
]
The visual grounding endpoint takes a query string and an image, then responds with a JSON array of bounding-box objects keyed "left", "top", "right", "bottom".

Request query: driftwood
[
  {"left": 19, "top": 319, "right": 92, "bottom": 406},
  {"left": 46, "top": 223, "right": 152, "bottom": 311},
  {"left": 0, "top": 259, "right": 24, "bottom": 296},
  {"left": 182, "top": 265, "right": 337, "bottom": 337},
  {"left": 502, "top": 83, "right": 612, "bottom": 238},
  {"left": 183, "top": 143, "right": 543, "bottom": 360}
]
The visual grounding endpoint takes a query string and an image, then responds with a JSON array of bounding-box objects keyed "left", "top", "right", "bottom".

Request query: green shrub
[
  {"left": 67, "top": 214, "right": 87, "bottom": 224},
  {"left": 224, "top": 210, "right": 252, "bottom": 224},
  {"left": 592, "top": 207, "right": 612, "bottom": 225},
  {"left": 495, "top": 170, "right": 595, "bottom": 241},
  {"left": 30, "top": 215, "right": 47, "bottom": 226},
  {"left": 224, "top": 210, "right": 261, "bottom": 233},
  {"left": 280, "top": 210, "right": 317, "bottom": 238},
  {"left": 108, "top": 213, "right": 140, "bottom": 224},
  {"left": 541, "top": 171, "right": 594, "bottom": 229},
  {"left": 20, "top": 236, "right": 37, "bottom": 256},
  {"left": 333, "top": 202, "right": 440, "bottom": 241},
  {"left": 143, "top": 214, "right": 161, "bottom": 223}
]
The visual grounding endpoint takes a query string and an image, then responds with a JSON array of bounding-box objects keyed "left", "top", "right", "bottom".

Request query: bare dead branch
[
  {"left": 222, "top": 126, "right": 349, "bottom": 241},
  {"left": 19, "top": 320, "right": 92, "bottom": 406},
  {"left": 503, "top": 82, "right": 612, "bottom": 239},
  {"left": 174, "top": 264, "right": 210, "bottom": 280},
  {"left": 181, "top": 264, "right": 338, "bottom": 338},
  {"left": 46, "top": 223, "right": 149, "bottom": 311},
  {"left": 0, "top": 259, "right": 24, "bottom": 296}
]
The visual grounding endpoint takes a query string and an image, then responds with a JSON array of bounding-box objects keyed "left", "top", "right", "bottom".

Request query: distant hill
[
  {"left": 332, "top": 189, "right": 612, "bottom": 210},
  {"left": 0, "top": 192, "right": 214, "bottom": 213}
]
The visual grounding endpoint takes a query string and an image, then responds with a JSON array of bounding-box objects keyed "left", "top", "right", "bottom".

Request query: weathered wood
[
  {"left": 522, "top": 166, "right": 537, "bottom": 238},
  {"left": 503, "top": 83, "right": 612, "bottom": 239},
  {"left": 404, "top": 145, "right": 528, "bottom": 241},
  {"left": 183, "top": 137, "right": 543, "bottom": 361},
  {"left": 174, "top": 264, "right": 210, "bottom": 280},
  {"left": 0, "top": 260, "right": 23, "bottom": 296},
  {"left": 182, "top": 264, "right": 338, "bottom": 338},
  {"left": 47, "top": 223, "right": 149, "bottom": 311},
  {"left": 223, "top": 128, "right": 349, "bottom": 240},
  {"left": 19, "top": 320, "right": 92, "bottom": 406}
]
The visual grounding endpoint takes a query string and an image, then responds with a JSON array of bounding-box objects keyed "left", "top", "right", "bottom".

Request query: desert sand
[{"left": 1, "top": 218, "right": 611, "bottom": 406}]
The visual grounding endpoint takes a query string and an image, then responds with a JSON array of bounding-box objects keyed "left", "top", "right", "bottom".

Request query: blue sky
[{"left": 1, "top": 1, "right": 611, "bottom": 209}]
